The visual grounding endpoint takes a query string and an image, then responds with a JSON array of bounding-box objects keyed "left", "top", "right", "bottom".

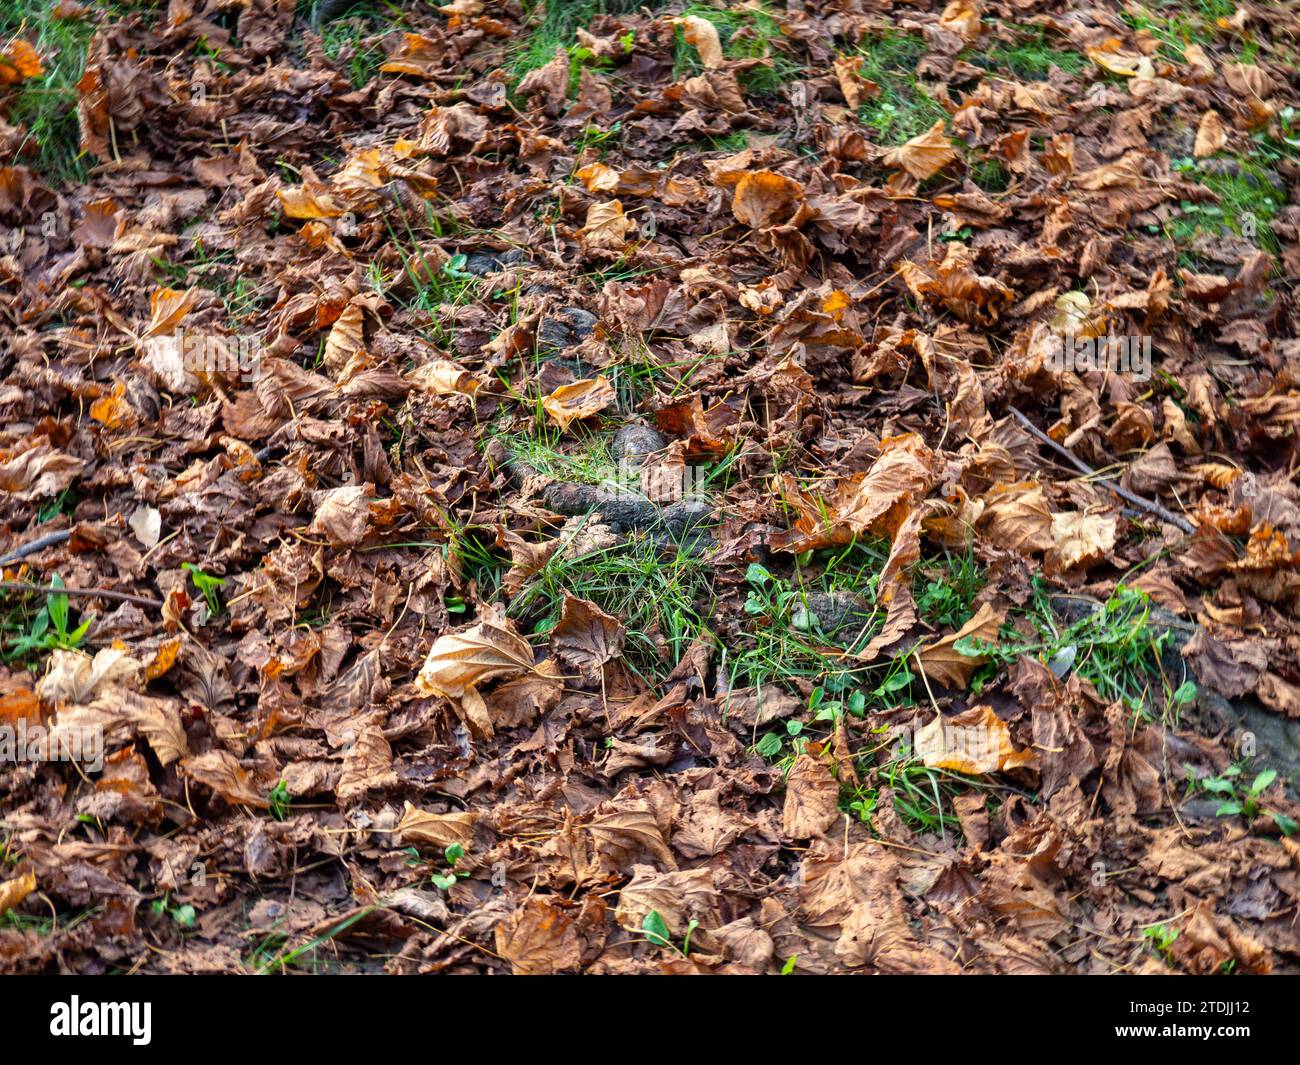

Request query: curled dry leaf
[
  {"left": 541, "top": 375, "right": 616, "bottom": 431},
  {"left": 672, "top": 15, "right": 724, "bottom": 68},
  {"left": 415, "top": 617, "right": 536, "bottom": 700},
  {"left": 1046, "top": 511, "right": 1119, "bottom": 572},
  {"left": 407, "top": 358, "right": 480, "bottom": 396},
  {"left": 181, "top": 750, "right": 268, "bottom": 808},
  {"left": 579, "top": 199, "right": 636, "bottom": 253},
  {"left": 0, "top": 872, "right": 36, "bottom": 917}
]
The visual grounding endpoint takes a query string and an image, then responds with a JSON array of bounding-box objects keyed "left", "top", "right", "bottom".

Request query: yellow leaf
[
  {"left": 0, "top": 40, "right": 42, "bottom": 85},
  {"left": 89, "top": 384, "right": 136, "bottom": 431},
  {"left": 938, "top": 0, "right": 982, "bottom": 44},
  {"left": 575, "top": 162, "right": 620, "bottom": 193},
  {"left": 144, "top": 286, "right": 198, "bottom": 338},
  {"left": 541, "top": 375, "right": 616, "bottom": 431},
  {"left": 0, "top": 872, "right": 36, "bottom": 917},
  {"left": 915, "top": 705, "right": 1035, "bottom": 774},
  {"left": 145, "top": 638, "right": 183, "bottom": 682}
]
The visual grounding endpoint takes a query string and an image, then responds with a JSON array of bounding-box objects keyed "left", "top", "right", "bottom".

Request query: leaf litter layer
[{"left": 1, "top": 0, "right": 1300, "bottom": 974}]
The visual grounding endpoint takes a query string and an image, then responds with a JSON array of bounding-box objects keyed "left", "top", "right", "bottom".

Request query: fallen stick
[
  {"left": 1008, "top": 406, "right": 1196, "bottom": 535},
  {"left": 0, "top": 529, "right": 73, "bottom": 568},
  {"left": 0, "top": 581, "right": 163, "bottom": 610}
]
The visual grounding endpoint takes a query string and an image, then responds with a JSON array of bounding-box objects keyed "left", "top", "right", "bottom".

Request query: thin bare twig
[
  {"left": 0, "top": 529, "right": 73, "bottom": 568},
  {"left": 1007, "top": 407, "right": 1196, "bottom": 534},
  {"left": 0, "top": 580, "right": 162, "bottom": 610}
]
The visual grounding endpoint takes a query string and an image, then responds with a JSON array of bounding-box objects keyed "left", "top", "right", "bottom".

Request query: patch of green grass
[
  {"left": 506, "top": 0, "right": 607, "bottom": 86},
  {"left": 672, "top": 2, "right": 801, "bottom": 95},
  {"left": 1168, "top": 153, "right": 1285, "bottom": 254},
  {"left": 970, "top": 29, "right": 1089, "bottom": 80},
  {"left": 499, "top": 424, "right": 615, "bottom": 485},
  {"left": 1121, "top": 0, "right": 1233, "bottom": 63},
  {"left": 244, "top": 906, "right": 373, "bottom": 975},
  {"left": 317, "top": 5, "right": 394, "bottom": 88},
  {"left": 0, "top": 0, "right": 112, "bottom": 183},
  {"left": 852, "top": 31, "right": 948, "bottom": 144},
  {"left": 969, "top": 579, "right": 1196, "bottom": 723},
  {"left": 968, "top": 156, "right": 1010, "bottom": 193},
  {"left": 508, "top": 529, "right": 712, "bottom": 683}
]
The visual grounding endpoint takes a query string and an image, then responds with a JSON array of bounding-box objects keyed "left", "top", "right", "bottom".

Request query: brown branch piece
[
  {"left": 1007, "top": 407, "right": 1196, "bottom": 535},
  {"left": 0, "top": 581, "right": 163, "bottom": 611}
]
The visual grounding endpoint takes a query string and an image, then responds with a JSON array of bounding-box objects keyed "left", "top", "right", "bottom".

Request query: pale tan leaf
[
  {"left": 397, "top": 801, "right": 477, "bottom": 847},
  {"left": 916, "top": 602, "right": 1003, "bottom": 688},
  {"left": 1194, "top": 109, "right": 1227, "bottom": 158},
  {"left": 883, "top": 121, "right": 958, "bottom": 180},
  {"left": 415, "top": 618, "right": 536, "bottom": 700}
]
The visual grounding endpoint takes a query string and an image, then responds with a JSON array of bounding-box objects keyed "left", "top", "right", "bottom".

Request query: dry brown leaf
[
  {"left": 579, "top": 200, "right": 635, "bottom": 253},
  {"left": 883, "top": 121, "right": 958, "bottom": 181},
  {"left": 1046, "top": 511, "right": 1118, "bottom": 572},
  {"left": 396, "top": 801, "right": 477, "bottom": 848},
  {"left": 415, "top": 618, "right": 536, "bottom": 700},
  {"left": 550, "top": 594, "right": 625, "bottom": 674},
  {"left": 782, "top": 754, "right": 840, "bottom": 838},
  {"left": 731, "top": 170, "right": 805, "bottom": 228},
  {"left": 181, "top": 750, "right": 268, "bottom": 808},
  {"left": 915, "top": 602, "right": 1003, "bottom": 688},
  {"left": 1194, "top": 109, "right": 1227, "bottom": 158}
]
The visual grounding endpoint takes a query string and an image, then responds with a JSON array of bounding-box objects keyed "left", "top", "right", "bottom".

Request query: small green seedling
[
  {"left": 268, "top": 780, "right": 291, "bottom": 821},
  {"left": 4, "top": 575, "right": 92, "bottom": 661},
  {"left": 182, "top": 563, "right": 225, "bottom": 616},
  {"left": 1194, "top": 766, "right": 1298, "bottom": 835},
  {"left": 431, "top": 843, "right": 470, "bottom": 890},
  {"left": 151, "top": 893, "right": 197, "bottom": 930},
  {"left": 1143, "top": 922, "right": 1179, "bottom": 962},
  {"left": 641, "top": 909, "right": 698, "bottom": 957}
]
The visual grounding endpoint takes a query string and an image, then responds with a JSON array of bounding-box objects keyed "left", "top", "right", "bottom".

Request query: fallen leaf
[
  {"left": 916, "top": 602, "right": 1003, "bottom": 688},
  {"left": 541, "top": 375, "right": 616, "bottom": 431}
]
